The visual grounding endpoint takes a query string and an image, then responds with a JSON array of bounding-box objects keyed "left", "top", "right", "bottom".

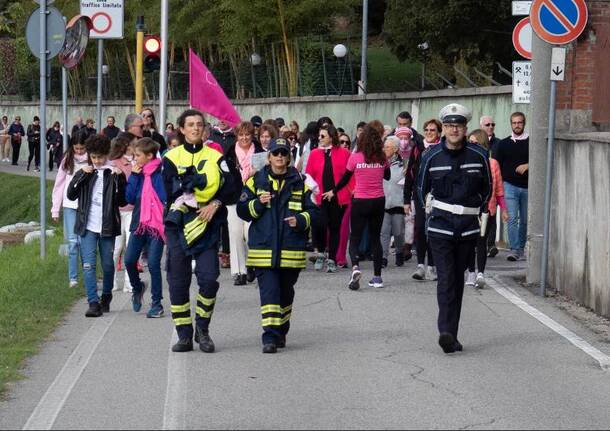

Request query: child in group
[
  {"left": 67, "top": 135, "right": 127, "bottom": 317},
  {"left": 51, "top": 133, "right": 89, "bottom": 288},
  {"left": 124, "top": 137, "right": 167, "bottom": 318}
]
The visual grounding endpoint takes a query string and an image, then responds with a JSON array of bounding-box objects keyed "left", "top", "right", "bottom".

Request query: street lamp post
[
  {"left": 360, "top": 0, "right": 368, "bottom": 95},
  {"left": 250, "top": 52, "right": 261, "bottom": 98},
  {"left": 417, "top": 42, "right": 429, "bottom": 90},
  {"left": 333, "top": 44, "right": 348, "bottom": 95}
]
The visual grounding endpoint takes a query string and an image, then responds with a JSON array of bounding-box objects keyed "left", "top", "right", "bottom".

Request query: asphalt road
[{"left": 1, "top": 252, "right": 610, "bottom": 430}]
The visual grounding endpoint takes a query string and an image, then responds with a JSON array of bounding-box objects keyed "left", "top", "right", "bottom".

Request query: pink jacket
[
  {"left": 51, "top": 154, "right": 89, "bottom": 218},
  {"left": 488, "top": 158, "right": 506, "bottom": 216},
  {"left": 306, "top": 146, "right": 352, "bottom": 206}
]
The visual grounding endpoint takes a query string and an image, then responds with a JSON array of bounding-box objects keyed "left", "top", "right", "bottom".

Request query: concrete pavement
[{"left": 1, "top": 252, "right": 610, "bottom": 430}]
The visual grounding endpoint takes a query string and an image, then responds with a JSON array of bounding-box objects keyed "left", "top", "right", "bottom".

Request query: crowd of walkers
[{"left": 39, "top": 104, "right": 529, "bottom": 354}]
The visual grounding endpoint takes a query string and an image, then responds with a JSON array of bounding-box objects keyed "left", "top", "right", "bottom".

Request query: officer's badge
[{"left": 239, "top": 192, "right": 249, "bottom": 202}]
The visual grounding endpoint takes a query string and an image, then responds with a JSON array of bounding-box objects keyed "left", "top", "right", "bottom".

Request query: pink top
[
  {"left": 346, "top": 152, "right": 388, "bottom": 200},
  {"left": 111, "top": 156, "right": 135, "bottom": 212}
]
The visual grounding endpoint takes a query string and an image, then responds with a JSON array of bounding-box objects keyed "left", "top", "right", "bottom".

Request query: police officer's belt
[{"left": 432, "top": 200, "right": 480, "bottom": 215}]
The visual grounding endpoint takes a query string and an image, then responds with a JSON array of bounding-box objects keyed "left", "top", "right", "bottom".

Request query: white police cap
[{"left": 439, "top": 103, "right": 472, "bottom": 125}]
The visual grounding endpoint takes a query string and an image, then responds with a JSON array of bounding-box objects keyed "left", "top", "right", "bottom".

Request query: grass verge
[{"left": 0, "top": 173, "right": 80, "bottom": 397}]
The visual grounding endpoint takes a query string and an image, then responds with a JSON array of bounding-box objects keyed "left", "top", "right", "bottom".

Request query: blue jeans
[
  {"left": 80, "top": 230, "right": 115, "bottom": 304},
  {"left": 125, "top": 232, "right": 164, "bottom": 304},
  {"left": 63, "top": 208, "right": 80, "bottom": 282},
  {"left": 504, "top": 182, "right": 528, "bottom": 252}
]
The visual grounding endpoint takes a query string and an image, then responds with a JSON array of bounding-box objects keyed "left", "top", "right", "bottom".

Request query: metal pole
[
  {"left": 96, "top": 39, "right": 103, "bottom": 130},
  {"left": 62, "top": 66, "right": 68, "bottom": 152},
  {"left": 421, "top": 61, "right": 425, "bottom": 90},
  {"left": 39, "top": 0, "right": 47, "bottom": 259},
  {"left": 159, "top": 0, "right": 168, "bottom": 133},
  {"left": 360, "top": 0, "right": 368, "bottom": 94},
  {"left": 321, "top": 39, "right": 328, "bottom": 96},
  {"left": 135, "top": 16, "right": 145, "bottom": 113},
  {"left": 540, "top": 80, "right": 557, "bottom": 297},
  {"left": 250, "top": 61, "right": 256, "bottom": 98}
]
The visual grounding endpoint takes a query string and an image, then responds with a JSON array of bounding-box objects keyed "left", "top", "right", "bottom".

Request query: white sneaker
[
  {"left": 475, "top": 272, "right": 486, "bottom": 289},
  {"left": 412, "top": 264, "right": 425, "bottom": 280},
  {"left": 426, "top": 266, "right": 438, "bottom": 281},
  {"left": 348, "top": 266, "right": 361, "bottom": 290},
  {"left": 69, "top": 280, "right": 78, "bottom": 288},
  {"left": 465, "top": 271, "right": 476, "bottom": 286}
]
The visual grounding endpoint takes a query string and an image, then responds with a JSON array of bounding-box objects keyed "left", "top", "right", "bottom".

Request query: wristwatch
[{"left": 211, "top": 200, "right": 222, "bottom": 209}]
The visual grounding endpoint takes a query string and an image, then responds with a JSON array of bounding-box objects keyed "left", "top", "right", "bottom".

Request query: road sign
[
  {"left": 550, "top": 47, "right": 566, "bottom": 81},
  {"left": 513, "top": 61, "right": 532, "bottom": 104},
  {"left": 25, "top": 6, "right": 66, "bottom": 60},
  {"left": 513, "top": 18, "right": 533, "bottom": 59},
  {"left": 530, "top": 0, "right": 588, "bottom": 45},
  {"left": 80, "top": 0, "right": 124, "bottom": 39},
  {"left": 512, "top": 1, "right": 532, "bottom": 15}
]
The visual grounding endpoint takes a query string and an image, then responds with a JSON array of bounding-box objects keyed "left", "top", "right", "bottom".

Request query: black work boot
[
  {"left": 85, "top": 302, "right": 103, "bottom": 317},
  {"left": 172, "top": 338, "right": 193, "bottom": 352},
  {"left": 100, "top": 293, "right": 113, "bottom": 313},
  {"left": 262, "top": 343, "right": 277, "bottom": 354},
  {"left": 195, "top": 326, "right": 215, "bottom": 353},
  {"left": 395, "top": 252, "right": 405, "bottom": 267},
  {"left": 438, "top": 332, "right": 457, "bottom": 354},
  {"left": 277, "top": 336, "right": 286, "bottom": 348}
]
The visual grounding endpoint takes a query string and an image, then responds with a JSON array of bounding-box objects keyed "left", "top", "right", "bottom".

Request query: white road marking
[
  {"left": 162, "top": 330, "right": 188, "bottom": 430},
  {"left": 488, "top": 277, "right": 610, "bottom": 371},
  {"left": 23, "top": 294, "right": 130, "bottom": 430}
]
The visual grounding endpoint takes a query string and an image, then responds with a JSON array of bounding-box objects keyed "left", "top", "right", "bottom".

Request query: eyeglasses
[
  {"left": 484, "top": 123, "right": 496, "bottom": 127},
  {"left": 318, "top": 135, "right": 328, "bottom": 139},
  {"left": 443, "top": 124, "right": 465, "bottom": 130},
  {"left": 271, "top": 150, "right": 289, "bottom": 157}
]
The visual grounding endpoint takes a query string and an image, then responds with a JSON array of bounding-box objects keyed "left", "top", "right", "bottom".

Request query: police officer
[
  {"left": 162, "top": 109, "right": 236, "bottom": 353},
  {"left": 237, "top": 138, "right": 319, "bottom": 353},
  {"left": 416, "top": 104, "right": 491, "bottom": 354}
]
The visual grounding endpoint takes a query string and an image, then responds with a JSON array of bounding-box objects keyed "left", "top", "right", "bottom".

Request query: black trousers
[
  {"left": 487, "top": 215, "right": 497, "bottom": 248},
  {"left": 312, "top": 198, "right": 345, "bottom": 262},
  {"left": 414, "top": 201, "right": 434, "bottom": 266},
  {"left": 166, "top": 227, "right": 220, "bottom": 340},
  {"left": 349, "top": 197, "right": 385, "bottom": 276},
  {"left": 11, "top": 141, "right": 21, "bottom": 165},
  {"left": 255, "top": 268, "right": 300, "bottom": 345},
  {"left": 27, "top": 141, "right": 40, "bottom": 168},
  {"left": 220, "top": 218, "right": 230, "bottom": 254},
  {"left": 429, "top": 237, "right": 476, "bottom": 339},
  {"left": 468, "top": 219, "right": 491, "bottom": 273}
]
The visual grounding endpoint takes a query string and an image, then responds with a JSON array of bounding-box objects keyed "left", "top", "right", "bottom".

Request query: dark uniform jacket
[
  {"left": 416, "top": 138, "right": 491, "bottom": 241},
  {"left": 236, "top": 166, "right": 319, "bottom": 269},
  {"left": 210, "top": 127, "right": 237, "bottom": 153},
  {"left": 67, "top": 168, "right": 127, "bottom": 237}
]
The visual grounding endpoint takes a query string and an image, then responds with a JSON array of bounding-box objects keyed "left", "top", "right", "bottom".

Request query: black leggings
[
  {"left": 312, "top": 198, "right": 345, "bottom": 262},
  {"left": 349, "top": 197, "right": 385, "bottom": 276},
  {"left": 415, "top": 202, "right": 434, "bottom": 266},
  {"left": 468, "top": 218, "right": 491, "bottom": 273},
  {"left": 27, "top": 141, "right": 40, "bottom": 168}
]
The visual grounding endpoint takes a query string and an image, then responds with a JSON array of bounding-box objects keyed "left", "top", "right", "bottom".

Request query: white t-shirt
[{"left": 86, "top": 170, "right": 105, "bottom": 233}]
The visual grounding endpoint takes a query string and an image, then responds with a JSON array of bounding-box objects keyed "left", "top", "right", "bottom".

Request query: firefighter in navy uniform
[
  {"left": 416, "top": 104, "right": 492, "bottom": 354},
  {"left": 237, "top": 139, "right": 319, "bottom": 354},
  {"left": 163, "top": 109, "right": 237, "bottom": 353}
]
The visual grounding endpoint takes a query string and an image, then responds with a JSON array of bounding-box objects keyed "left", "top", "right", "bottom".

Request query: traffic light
[{"left": 143, "top": 35, "right": 161, "bottom": 72}]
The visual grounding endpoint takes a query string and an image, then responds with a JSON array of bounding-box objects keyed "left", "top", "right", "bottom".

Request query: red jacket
[{"left": 306, "top": 146, "right": 352, "bottom": 206}]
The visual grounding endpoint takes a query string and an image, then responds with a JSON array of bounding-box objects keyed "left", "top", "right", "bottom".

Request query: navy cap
[
  {"left": 250, "top": 115, "right": 263, "bottom": 126},
  {"left": 267, "top": 138, "right": 290, "bottom": 154},
  {"left": 439, "top": 103, "right": 472, "bottom": 125}
]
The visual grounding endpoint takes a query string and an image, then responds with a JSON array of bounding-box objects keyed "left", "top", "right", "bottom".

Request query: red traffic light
[{"left": 144, "top": 36, "right": 161, "bottom": 55}]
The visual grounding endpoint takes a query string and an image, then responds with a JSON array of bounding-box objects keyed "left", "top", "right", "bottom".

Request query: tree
[{"left": 383, "top": 0, "right": 518, "bottom": 84}]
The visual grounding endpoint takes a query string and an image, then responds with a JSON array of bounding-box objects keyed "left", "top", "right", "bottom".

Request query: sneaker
[
  {"left": 465, "top": 271, "right": 476, "bottom": 287},
  {"left": 475, "top": 272, "right": 486, "bottom": 289},
  {"left": 438, "top": 332, "right": 457, "bottom": 354},
  {"left": 487, "top": 246, "right": 499, "bottom": 258},
  {"left": 85, "top": 302, "right": 103, "bottom": 317},
  {"left": 172, "top": 338, "right": 193, "bottom": 352},
  {"left": 314, "top": 255, "right": 326, "bottom": 271},
  {"left": 348, "top": 266, "right": 361, "bottom": 290},
  {"left": 132, "top": 282, "right": 146, "bottom": 312},
  {"left": 100, "top": 293, "right": 113, "bottom": 313},
  {"left": 368, "top": 276, "right": 384, "bottom": 288},
  {"left": 326, "top": 259, "right": 337, "bottom": 273},
  {"left": 507, "top": 251, "right": 519, "bottom": 262},
  {"left": 412, "top": 265, "right": 425, "bottom": 280},
  {"left": 426, "top": 266, "right": 438, "bottom": 281},
  {"left": 146, "top": 302, "right": 164, "bottom": 318},
  {"left": 194, "top": 327, "right": 215, "bottom": 353},
  {"left": 69, "top": 280, "right": 78, "bottom": 288}
]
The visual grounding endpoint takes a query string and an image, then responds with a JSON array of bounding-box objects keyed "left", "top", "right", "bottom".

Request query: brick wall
[{"left": 556, "top": 1, "right": 610, "bottom": 127}]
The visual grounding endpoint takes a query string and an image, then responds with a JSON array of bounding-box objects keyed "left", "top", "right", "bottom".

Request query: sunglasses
[
  {"left": 271, "top": 150, "right": 289, "bottom": 157},
  {"left": 142, "top": 114, "right": 153, "bottom": 118},
  {"left": 339, "top": 139, "right": 350, "bottom": 144},
  {"left": 287, "top": 136, "right": 296, "bottom": 140},
  {"left": 424, "top": 128, "right": 437, "bottom": 132},
  {"left": 484, "top": 123, "right": 496, "bottom": 127}
]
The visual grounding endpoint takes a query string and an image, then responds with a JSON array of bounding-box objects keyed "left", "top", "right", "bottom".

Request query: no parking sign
[
  {"left": 530, "top": 0, "right": 588, "bottom": 45},
  {"left": 80, "top": 0, "right": 124, "bottom": 39}
]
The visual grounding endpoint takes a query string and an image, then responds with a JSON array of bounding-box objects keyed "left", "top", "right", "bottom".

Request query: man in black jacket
[
  {"left": 417, "top": 103, "right": 491, "bottom": 354},
  {"left": 210, "top": 120, "right": 236, "bottom": 153}
]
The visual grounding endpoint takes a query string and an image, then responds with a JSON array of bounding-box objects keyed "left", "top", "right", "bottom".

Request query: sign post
[{"left": 529, "top": 0, "right": 588, "bottom": 296}]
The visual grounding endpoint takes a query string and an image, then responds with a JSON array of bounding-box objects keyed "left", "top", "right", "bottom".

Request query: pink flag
[{"left": 189, "top": 49, "right": 241, "bottom": 127}]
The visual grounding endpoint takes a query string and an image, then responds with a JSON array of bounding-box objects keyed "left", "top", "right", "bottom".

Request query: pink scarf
[
  {"left": 135, "top": 158, "right": 165, "bottom": 241},
  {"left": 236, "top": 144, "right": 255, "bottom": 183}
]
